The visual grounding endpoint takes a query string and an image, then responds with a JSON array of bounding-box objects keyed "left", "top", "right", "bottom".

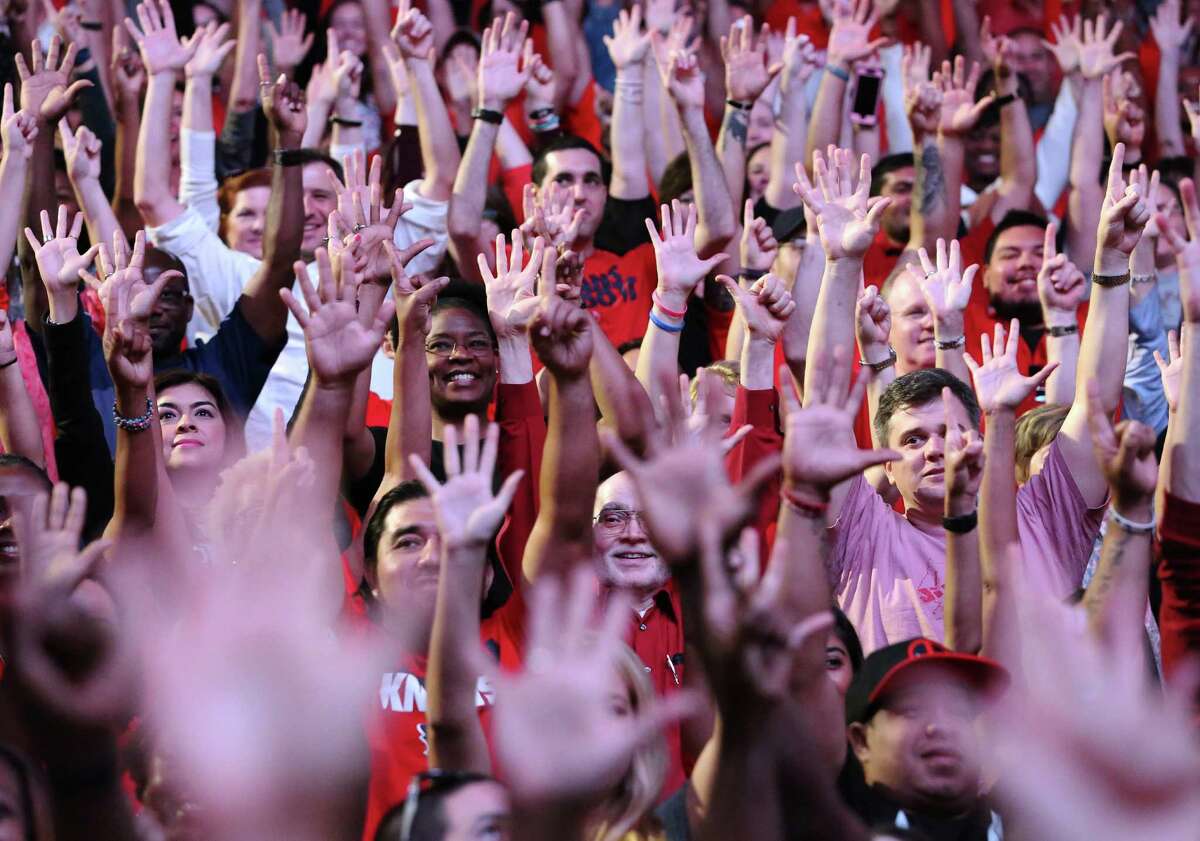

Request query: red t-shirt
[
  {"left": 361, "top": 603, "right": 524, "bottom": 839},
  {"left": 581, "top": 193, "right": 662, "bottom": 350}
]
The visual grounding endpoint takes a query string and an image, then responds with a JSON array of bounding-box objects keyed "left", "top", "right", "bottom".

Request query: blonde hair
[
  {"left": 689, "top": 360, "right": 740, "bottom": 403},
  {"left": 1014, "top": 403, "right": 1070, "bottom": 484},
  {"left": 589, "top": 643, "right": 668, "bottom": 841}
]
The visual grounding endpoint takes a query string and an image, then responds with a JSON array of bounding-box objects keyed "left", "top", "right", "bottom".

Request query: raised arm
[
  {"left": 129, "top": 0, "right": 198, "bottom": 228},
  {"left": 764, "top": 21, "right": 817, "bottom": 211},
  {"left": 716, "top": 17, "right": 781, "bottom": 206},
  {"left": 652, "top": 36, "right": 736, "bottom": 254},
  {"left": 226, "top": 0, "right": 261, "bottom": 114},
  {"left": 905, "top": 238, "right": 977, "bottom": 383},
  {"left": 62, "top": 118, "right": 122, "bottom": 251},
  {"left": 446, "top": 12, "right": 529, "bottom": 283},
  {"left": 0, "top": 310, "right": 43, "bottom": 466},
  {"left": 721, "top": 272, "right": 795, "bottom": 390},
  {"left": 414, "top": 418, "right": 523, "bottom": 773},
  {"left": 362, "top": 0, "right": 399, "bottom": 119},
  {"left": 0, "top": 86, "right": 37, "bottom": 278},
  {"left": 982, "top": 29, "right": 1036, "bottom": 222},
  {"left": 963, "top": 320, "right": 1059, "bottom": 655},
  {"left": 393, "top": 6, "right": 460, "bottom": 201},
  {"left": 17, "top": 36, "right": 94, "bottom": 334},
  {"left": 930, "top": 55, "right": 995, "bottom": 244},
  {"left": 109, "top": 27, "right": 146, "bottom": 237},
  {"left": 520, "top": 288, "right": 598, "bottom": 581},
  {"left": 634, "top": 201, "right": 726, "bottom": 409},
  {"left": 941, "top": 391, "right": 984, "bottom": 652},
  {"left": 1150, "top": 0, "right": 1193, "bottom": 159},
  {"left": 1036, "top": 221, "right": 1085, "bottom": 406},
  {"left": 179, "top": 21, "right": 235, "bottom": 228},
  {"left": 1057, "top": 144, "right": 1148, "bottom": 507},
  {"left": 1080, "top": 382, "right": 1158, "bottom": 640},
  {"left": 605, "top": 5, "right": 652, "bottom": 202}
]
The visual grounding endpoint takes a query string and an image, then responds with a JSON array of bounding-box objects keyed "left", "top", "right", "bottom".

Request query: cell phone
[{"left": 850, "top": 68, "right": 884, "bottom": 127}]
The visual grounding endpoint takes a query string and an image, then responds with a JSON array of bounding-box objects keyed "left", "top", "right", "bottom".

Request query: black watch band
[
  {"left": 942, "top": 510, "right": 978, "bottom": 534},
  {"left": 1046, "top": 323, "right": 1078, "bottom": 337},
  {"left": 993, "top": 92, "right": 1017, "bottom": 108},
  {"left": 1092, "top": 271, "right": 1131, "bottom": 288},
  {"left": 471, "top": 107, "right": 504, "bottom": 125},
  {"left": 274, "top": 148, "right": 307, "bottom": 167}
]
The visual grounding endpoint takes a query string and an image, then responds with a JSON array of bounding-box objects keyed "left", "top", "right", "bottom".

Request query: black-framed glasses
[
  {"left": 398, "top": 769, "right": 492, "bottom": 841},
  {"left": 424, "top": 337, "right": 495, "bottom": 357},
  {"left": 593, "top": 508, "right": 647, "bottom": 534}
]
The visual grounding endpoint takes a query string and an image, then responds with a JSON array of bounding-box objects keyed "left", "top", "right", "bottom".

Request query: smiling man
[{"left": 844, "top": 638, "right": 1008, "bottom": 839}]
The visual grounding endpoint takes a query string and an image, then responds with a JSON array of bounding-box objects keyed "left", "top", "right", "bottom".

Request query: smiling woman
[{"left": 154, "top": 369, "right": 246, "bottom": 478}]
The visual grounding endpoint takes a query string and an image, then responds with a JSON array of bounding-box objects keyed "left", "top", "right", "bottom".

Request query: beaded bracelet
[{"left": 113, "top": 398, "right": 155, "bottom": 433}]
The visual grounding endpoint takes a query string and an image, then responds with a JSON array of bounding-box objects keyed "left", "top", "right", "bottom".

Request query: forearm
[
  {"left": 112, "top": 96, "right": 141, "bottom": 222},
  {"left": 740, "top": 336, "right": 776, "bottom": 390},
  {"left": 1163, "top": 321, "right": 1200, "bottom": 502},
  {"left": 447, "top": 118, "right": 500, "bottom": 282},
  {"left": 541, "top": 0, "right": 583, "bottom": 110},
  {"left": 1083, "top": 498, "right": 1153, "bottom": 640},
  {"left": 642, "top": 55, "right": 675, "bottom": 187},
  {"left": 292, "top": 380, "right": 354, "bottom": 527},
  {"left": 183, "top": 73, "right": 216, "bottom": 136},
  {"left": 1077, "top": 259, "right": 1131, "bottom": 412},
  {"left": 781, "top": 237, "right": 824, "bottom": 383},
  {"left": 803, "top": 258, "right": 861, "bottom": 400},
  {"left": 363, "top": 0, "right": 399, "bottom": 117},
  {"left": 590, "top": 320, "right": 653, "bottom": 452},
  {"left": 0, "top": 361, "right": 44, "bottom": 467},
  {"left": 427, "top": 544, "right": 492, "bottom": 773},
  {"left": 682, "top": 104, "right": 736, "bottom": 255},
  {"left": 765, "top": 90, "right": 808, "bottom": 210},
  {"left": 806, "top": 71, "right": 848, "bottom": 174},
  {"left": 239, "top": 141, "right": 303, "bottom": 343},
  {"left": 498, "top": 337, "right": 534, "bottom": 384},
  {"left": 75, "top": 63, "right": 117, "bottom": 198},
  {"left": 633, "top": 316, "right": 682, "bottom": 420},
  {"left": 1042, "top": 304, "right": 1080, "bottom": 406},
  {"left": 697, "top": 720, "right": 785, "bottom": 841},
  {"left": 950, "top": 0, "right": 984, "bottom": 64},
  {"left": 134, "top": 73, "right": 185, "bottom": 225},
  {"left": 716, "top": 103, "right": 749, "bottom": 208},
  {"left": 774, "top": 498, "right": 838, "bottom": 672},
  {"left": 0, "top": 153, "right": 28, "bottom": 275},
  {"left": 932, "top": 311, "right": 971, "bottom": 383},
  {"left": 495, "top": 118, "right": 533, "bottom": 171},
  {"left": 979, "top": 409, "right": 1018, "bottom": 656},
  {"left": 610, "top": 64, "right": 650, "bottom": 200},
  {"left": 384, "top": 331, "right": 433, "bottom": 483},
  {"left": 107, "top": 382, "right": 161, "bottom": 536},
  {"left": 73, "top": 176, "right": 122, "bottom": 253},
  {"left": 301, "top": 98, "right": 333, "bottom": 149},
  {"left": 1066, "top": 79, "right": 1103, "bottom": 264},
  {"left": 1157, "top": 56, "right": 1186, "bottom": 158},
  {"left": 944, "top": 494, "right": 982, "bottom": 654},
  {"left": 408, "top": 58, "right": 460, "bottom": 202},
  {"left": 997, "top": 97, "right": 1036, "bottom": 213},
  {"left": 522, "top": 373, "right": 600, "bottom": 579},
  {"left": 229, "top": 0, "right": 262, "bottom": 112},
  {"left": 19, "top": 133, "right": 56, "bottom": 334},
  {"left": 910, "top": 133, "right": 951, "bottom": 249}
]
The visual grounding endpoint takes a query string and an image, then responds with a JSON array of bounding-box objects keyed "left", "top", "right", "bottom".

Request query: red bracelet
[
  {"left": 651, "top": 291, "right": 687, "bottom": 319},
  {"left": 781, "top": 487, "right": 830, "bottom": 519}
]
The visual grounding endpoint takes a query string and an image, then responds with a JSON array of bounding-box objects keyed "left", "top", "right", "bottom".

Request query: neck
[
  {"left": 869, "top": 780, "right": 980, "bottom": 821},
  {"left": 904, "top": 501, "right": 945, "bottom": 536},
  {"left": 432, "top": 403, "right": 489, "bottom": 441},
  {"left": 169, "top": 466, "right": 221, "bottom": 515}
]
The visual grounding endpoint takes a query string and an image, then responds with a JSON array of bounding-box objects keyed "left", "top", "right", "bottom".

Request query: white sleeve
[
  {"left": 1034, "top": 84, "right": 1078, "bottom": 212},
  {"left": 147, "top": 206, "right": 260, "bottom": 343},
  {"left": 393, "top": 179, "right": 450, "bottom": 276},
  {"left": 179, "top": 129, "right": 222, "bottom": 233},
  {"left": 879, "top": 44, "right": 913, "bottom": 154}
]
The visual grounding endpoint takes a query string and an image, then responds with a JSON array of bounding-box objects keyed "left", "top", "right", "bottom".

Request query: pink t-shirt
[{"left": 831, "top": 441, "right": 1104, "bottom": 653}]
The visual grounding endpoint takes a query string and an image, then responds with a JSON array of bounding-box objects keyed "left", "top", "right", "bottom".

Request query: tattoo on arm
[
  {"left": 1085, "top": 527, "right": 1135, "bottom": 625},
  {"left": 916, "top": 140, "right": 945, "bottom": 215},
  {"left": 723, "top": 108, "right": 749, "bottom": 147}
]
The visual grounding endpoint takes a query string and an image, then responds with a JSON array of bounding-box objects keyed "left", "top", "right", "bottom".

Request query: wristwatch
[{"left": 860, "top": 346, "right": 897, "bottom": 372}]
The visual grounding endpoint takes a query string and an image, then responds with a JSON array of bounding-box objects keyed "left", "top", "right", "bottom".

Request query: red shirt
[
  {"left": 1158, "top": 492, "right": 1200, "bottom": 709},
  {"left": 580, "top": 242, "right": 659, "bottom": 350},
  {"left": 725, "top": 387, "right": 784, "bottom": 568}
]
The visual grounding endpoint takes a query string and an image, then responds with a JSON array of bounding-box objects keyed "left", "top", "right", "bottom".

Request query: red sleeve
[
  {"left": 495, "top": 380, "right": 546, "bottom": 593},
  {"left": 724, "top": 386, "right": 782, "bottom": 566},
  {"left": 1158, "top": 493, "right": 1200, "bottom": 695},
  {"left": 500, "top": 163, "right": 533, "bottom": 225},
  {"left": 564, "top": 81, "right": 604, "bottom": 151}
]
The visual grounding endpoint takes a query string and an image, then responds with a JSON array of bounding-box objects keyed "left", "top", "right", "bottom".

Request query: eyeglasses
[
  {"left": 398, "top": 769, "right": 492, "bottom": 841},
  {"left": 157, "top": 289, "right": 192, "bottom": 306},
  {"left": 593, "top": 508, "right": 647, "bottom": 533},
  {"left": 423, "top": 337, "right": 495, "bottom": 357}
]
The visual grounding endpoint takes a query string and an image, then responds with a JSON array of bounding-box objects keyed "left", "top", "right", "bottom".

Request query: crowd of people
[{"left": 0, "top": 0, "right": 1199, "bottom": 838}]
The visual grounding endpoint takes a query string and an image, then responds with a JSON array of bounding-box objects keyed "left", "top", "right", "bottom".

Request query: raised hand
[
  {"left": 23, "top": 206, "right": 99, "bottom": 298},
  {"left": 1096, "top": 143, "right": 1151, "bottom": 261},
  {"left": 826, "top": 0, "right": 887, "bottom": 69},
  {"left": 784, "top": 352, "right": 899, "bottom": 495},
  {"left": 281, "top": 248, "right": 395, "bottom": 386},
  {"left": 185, "top": 19, "right": 234, "bottom": 78},
  {"left": 391, "top": 6, "right": 435, "bottom": 61},
  {"left": 942, "top": 389, "right": 984, "bottom": 515},
  {"left": 266, "top": 8, "right": 314, "bottom": 73},
  {"left": 936, "top": 56, "right": 994, "bottom": 135},
  {"left": 528, "top": 181, "right": 584, "bottom": 251},
  {"left": 1044, "top": 15, "right": 1082, "bottom": 76},
  {"left": 1076, "top": 13, "right": 1135, "bottom": 80},
  {"left": 644, "top": 0, "right": 674, "bottom": 35},
  {"left": 1154, "top": 329, "right": 1184, "bottom": 414},
  {"left": 16, "top": 35, "right": 93, "bottom": 123},
  {"left": 1157, "top": 178, "right": 1200, "bottom": 322},
  {"left": 490, "top": 570, "right": 698, "bottom": 810},
  {"left": 778, "top": 17, "right": 818, "bottom": 95},
  {"left": 855, "top": 285, "right": 891, "bottom": 353},
  {"left": 792, "top": 148, "right": 890, "bottom": 261},
  {"left": 327, "top": 150, "right": 420, "bottom": 284},
  {"left": 480, "top": 232, "right": 544, "bottom": 339},
  {"left": 58, "top": 118, "right": 101, "bottom": 187},
  {"left": 529, "top": 289, "right": 593, "bottom": 379},
  {"left": 604, "top": 3, "right": 652, "bottom": 70},
  {"left": 1085, "top": 379, "right": 1158, "bottom": 511},
  {"left": 646, "top": 200, "right": 727, "bottom": 312},
  {"left": 10, "top": 483, "right": 104, "bottom": 595},
  {"left": 681, "top": 368, "right": 752, "bottom": 451},
  {"left": 1149, "top": 0, "right": 1194, "bottom": 58},
  {"left": 901, "top": 40, "right": 932, "bottom": 96},
  {"left": 721, "top": 17, "right": 781, "bottom": 105},
  {"left": 0, "top": 84, "right": 38, "bottom": 161},
  {"left": 1037, "top": 222, "right": 1086, "bottom": 323},
  {"left": 905, "top": 238, "right": 977, "bottom": 340},
  {"left": 478, "top": 11, "right": 531, "bottom": 110},
  {"left": 308, "top": 46, "right": 363, "bottom": 110},
  {"left": 739, "top": 199, "right": 778, "bottom": 273},
  {"left": 409, "top": 415, "right": 524, "bottom": 549},
  {"left": 716, "top": 272, "right": 795, "bottom": 343},
  {"left": 258, "top": 53, "right": 306, "bottom": 140},
  {"left": 963, "top": 320, "right": 1058, "bottom": 413},
  {"left": 111, "top": 25, "right": 147, "bottom": 103},
  {"left": 391, "top": 257, "right": 447, "bottom": 338},
  {"left": 652, "top": 40, "right": 706, "bottom": 110},
  {"left": 522, "top": 43, "right": 556, "bottom": 111},
  {"left": 124, "top": 0, "right": 199, "bottom": 76},
  {"left": 905, "top": 78, "right": 943, "bottom": 138}
]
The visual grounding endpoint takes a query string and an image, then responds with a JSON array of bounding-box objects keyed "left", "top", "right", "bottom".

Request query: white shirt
[{"left": 147, "top": 180, "right": 449, "bottom": 451}]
